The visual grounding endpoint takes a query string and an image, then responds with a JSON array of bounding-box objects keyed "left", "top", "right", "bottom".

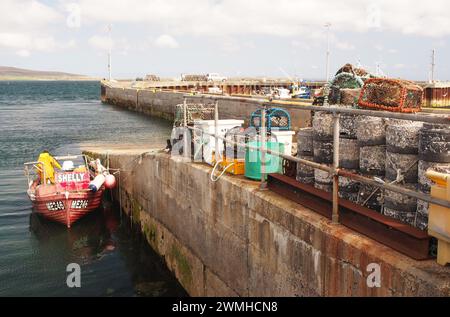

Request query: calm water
[{"left": 0, "top": 81, "right": 186, "bottom": 296}]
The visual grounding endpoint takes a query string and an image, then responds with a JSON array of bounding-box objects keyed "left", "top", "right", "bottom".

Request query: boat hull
[{"left": 31, "top": 188, "right": 104, "bottom": 228}]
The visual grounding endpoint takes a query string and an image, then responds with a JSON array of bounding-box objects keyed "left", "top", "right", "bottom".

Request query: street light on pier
[
  {"left": 324, "top": 22, "right": 331, "bottom": 82},
  {"left": 107, "top": 24, "right": 112, "bottom": 81}
]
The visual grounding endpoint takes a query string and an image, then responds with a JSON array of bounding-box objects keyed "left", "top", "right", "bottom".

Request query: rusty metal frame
[{"left": 268, "top": 174, "right": 430, "bottom": 260}]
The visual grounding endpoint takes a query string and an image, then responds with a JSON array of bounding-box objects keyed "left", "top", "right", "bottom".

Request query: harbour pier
[{"left": 89, "top": 80, "right": 450, "bottom": 296}]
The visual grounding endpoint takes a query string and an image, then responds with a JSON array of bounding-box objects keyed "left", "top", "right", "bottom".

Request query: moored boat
[{"left": 24, "top": 155, "right": 114, "bottom": 228}]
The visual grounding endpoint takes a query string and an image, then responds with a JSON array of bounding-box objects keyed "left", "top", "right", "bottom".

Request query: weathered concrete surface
[
  {"left": 102, "top": 84, "right": 311, "bottom": 131},
  {"left": 84, "top": 147, "right": 450, "bottom": 297}
]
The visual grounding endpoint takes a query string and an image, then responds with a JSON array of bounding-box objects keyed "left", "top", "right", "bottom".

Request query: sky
[{"left": 0, "top": 0, "right": 449, "bottom": 80}]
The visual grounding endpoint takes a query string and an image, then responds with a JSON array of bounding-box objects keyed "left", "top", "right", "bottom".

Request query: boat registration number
[
  {"left": 71, "top": 200, "right": 89, "bottom": 209},
  {"left": 46, "top": 201, "right": 65, "bottom": 211}
]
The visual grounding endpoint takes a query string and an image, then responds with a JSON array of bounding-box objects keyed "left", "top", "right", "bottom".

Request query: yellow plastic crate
[
  {"left": 427, "top": 170, "right": 450, "bottom": 266},
  {"left": 220, "top": 159, "right": 245, "bottom": 175}
]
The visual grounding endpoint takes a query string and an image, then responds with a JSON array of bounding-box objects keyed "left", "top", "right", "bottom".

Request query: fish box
[{"left": 193, "top": 119, "right": 244, "bottom": 165}]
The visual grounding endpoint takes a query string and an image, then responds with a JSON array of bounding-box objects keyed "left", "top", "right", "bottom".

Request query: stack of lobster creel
[
  {"left": 383, "top": 121, "right": 423, "bottom": 226},
  {"left": 312, "top": 111, "right": 334, "bottom": 192},
  {"left": 309, "top": 109, "right": 361, "bottom": 195},
  {"left": 416, "top": 124, "right": 450, "bottom": 230},
  {"left": 337, "top": 107, "right": 360, "bottom": 202},
  {"left": 296, "top": 110, "right": 450, "bottom": 232},
  {"left": 356, "top": 116, "right": 387, "bottom": 212},
  {"left": 296, "top": 127, "right": 314, "bottom": 185}
]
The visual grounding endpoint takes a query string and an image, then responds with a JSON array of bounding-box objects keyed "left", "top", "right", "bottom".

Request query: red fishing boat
[{"left": 24, "top": 155, "right": 113, "bottom": 228}]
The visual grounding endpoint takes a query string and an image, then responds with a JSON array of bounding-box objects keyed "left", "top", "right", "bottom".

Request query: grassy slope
[{"left": 0, "top": 66, "right": 98, "bottom": 81}]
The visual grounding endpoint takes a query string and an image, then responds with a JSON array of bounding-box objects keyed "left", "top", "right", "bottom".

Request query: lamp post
[
  {"left": 325, "top": 22, "right": 331, "bottom": 82},
  {"left": 108, "top": 24, "right": 112, "bottom": 81},
  {"left": 430, "top": 49, "right": 436, "bottom": 83}
]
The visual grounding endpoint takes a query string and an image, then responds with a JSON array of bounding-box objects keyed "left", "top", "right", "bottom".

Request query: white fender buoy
[
  {"left": 89, "top": 174, "right": 106, "bottom": 192},
  {"left": 105, "top": 174, "right": 116, "bottom": 189}
]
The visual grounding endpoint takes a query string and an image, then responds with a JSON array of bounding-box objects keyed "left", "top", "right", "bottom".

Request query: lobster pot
[
  {"left": 312, "top": 111, "right": 333, "bottom": 140},
  {"left": 282, "top": 158, "right": 297, "bottom": 178},
  {"left": 328, "top": 85, "right": 341, "bottom": 104},
  {"left": 339, "top": 170, "right": 360, "bottom": 203},
  {"left": 358, "top": 78, "right": 423, "bottom": 113},
  {"left": 173, "top": 103, "right": 215, "bottom": 127},
  {"left": 313, "top": 140, "right": 333, "bottom": 164},
  {"left": 339, "top": 138, "right": 359, "bottom": 169},
  {"left": 313, "top": 110, "right": 358, "bottom": 140},
  {"left": 416, "top": 125, "right": 450, "bottom": 229},
  {"left": 385, "top": 152, "right": 418, "bottom": 184},
  {"left": 356, "top": 116, "right": 387, "bottom": 146},
  {"left": 339, "top": 111, "right": 358, "bottom": 139},
  {"left": 340, "top": 88, "right": 361, "bottom": 106},
  {"left": 314, "top": 167, "right": 332, "bottom": 192},
  {"left": 383, "top": 184, "right": 418, "bottom": 226},
  {"left": 297, "top": 127, "right": 313, "bottom": 155},
  {"left": 296, "top": 154, "right": 315, "bottom": 185},
  {"left": 419, "top": 125, "right": 450, "bottom": 163},
  {"left": 383, "top": 121, "right": 422, "bottom": 227},
  {"left": 416, "top": 199, "right": 429, "bottom": 231},
  {"left": 250, "top": 108, "right": 291, "bottom": 132},
  {"left": 357, "top": 175, "right": 384, "bottom": 213},
  {"left": 386, "top": 122, "right": 423, "bottom": 154},
  {"left": 360, "top": 145, "right": 386, "bottom": 176},
  {"left": 331, "top": 72, "right": 364, "bottom": 89}
]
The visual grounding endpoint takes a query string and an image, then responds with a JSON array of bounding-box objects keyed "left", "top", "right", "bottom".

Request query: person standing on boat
[{"left": 37, "top": 150, "right": 61, "bottom": 184}]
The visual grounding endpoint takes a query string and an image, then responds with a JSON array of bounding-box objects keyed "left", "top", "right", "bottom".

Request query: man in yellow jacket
[{"left": 37, "top": 150, "right": 62, "bottom": 184}]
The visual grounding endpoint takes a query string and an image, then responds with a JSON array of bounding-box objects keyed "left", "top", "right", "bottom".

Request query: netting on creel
[
  {"left": 336, "top": 63, "right": 372, "bottom": 78},
  {"left": 173, "top": 103, "right": 215, "bottom": 127},
  {"left": 358, "top": 78, "right": 423, "bottom": 113},
  {"left": 250, "top": 108, "right": 291, "bottom": 132},
  {"left": 332, "top": 72, "right": 365, "bottom": 89}
]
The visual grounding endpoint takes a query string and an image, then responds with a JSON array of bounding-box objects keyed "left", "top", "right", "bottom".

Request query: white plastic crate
[
  {"left": 193, "top": 120, "right": 244, "bottom": 165},
  {"left": 271, "top": 130, "right": 295, "bottom": 155}
]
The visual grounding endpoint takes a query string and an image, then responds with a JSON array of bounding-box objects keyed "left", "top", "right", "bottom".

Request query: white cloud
[
  {"left": 291, "top": 40, "right": 311, "bottom": 50},
  {"left": 336, "top": 41, "right": 355, "bottom": 51},
  {"left": 17, "top": 49, "right": 31, "bottom": 57},
  {"left": 0, "top": 1, "right": 68, "bottom": 55},
  {"left": 88, "top": 35, "right": 113, "bottom": 50},
  {"left": 374, "top": 44, "right": 384, "bottom": 51},
  {"left": 0, "top": 33, "right": 30, "bottom": 49},
  {"left": 154, "top": 34, "right": 179, "bottom": 49},
  {"left": 0, "top": 33, "right": 66, "bottom": 53},
  {"left": 0, "top": 0, "right": 61, "bottom": 31},
  {"left": 76, "top": 0, "right": 450, "bottom": 38}
]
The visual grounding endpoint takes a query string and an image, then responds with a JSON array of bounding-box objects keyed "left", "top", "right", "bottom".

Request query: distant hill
[{"left": 0, "top": 66, "right": 96, "bottom": 81}]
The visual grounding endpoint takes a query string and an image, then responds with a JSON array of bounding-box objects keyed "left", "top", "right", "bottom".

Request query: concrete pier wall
[
  {"left": 85, "top": 149, "right": 450, "bottom": 297},
  {"left": 102, "top": 85, "right": 311, "bottom": 130}
]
